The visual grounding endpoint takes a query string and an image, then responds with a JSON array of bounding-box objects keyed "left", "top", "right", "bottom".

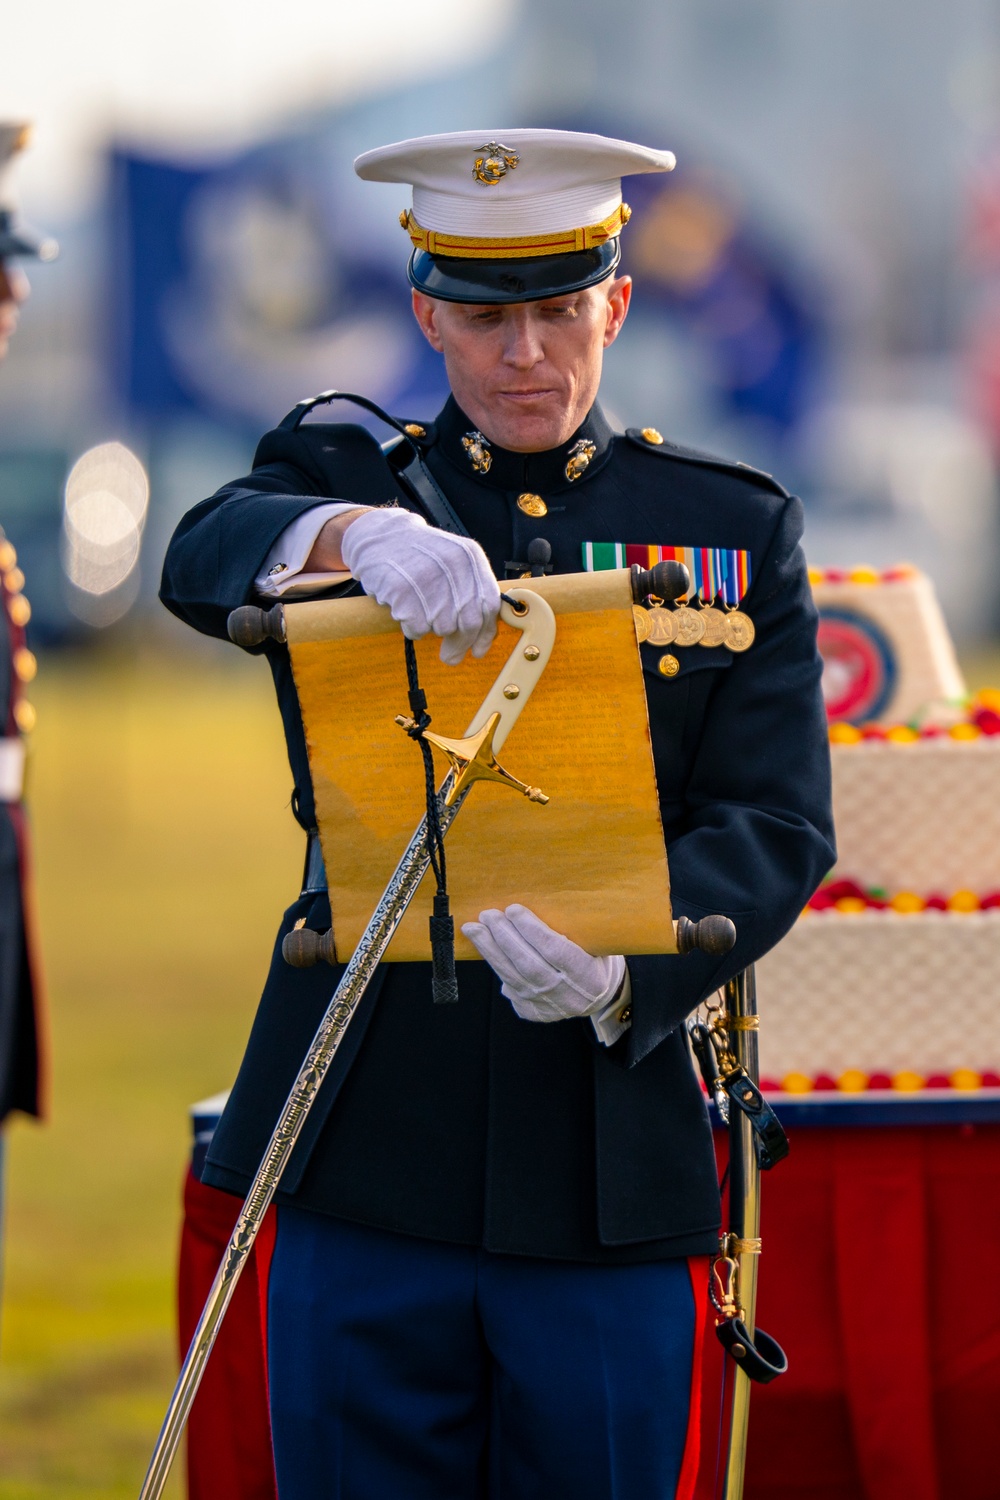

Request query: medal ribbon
[{"left": 582, "top": 543, "right": 752, "bottom": 605}]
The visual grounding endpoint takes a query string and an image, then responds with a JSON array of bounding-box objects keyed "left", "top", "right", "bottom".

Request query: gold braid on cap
[{"left": 400, "top": 202, "right": 632, "bottom": 260}]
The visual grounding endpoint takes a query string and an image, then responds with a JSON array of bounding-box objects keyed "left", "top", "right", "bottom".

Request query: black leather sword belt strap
[
  {"left": 716, "top": 1316, "right": 788, "bottom": 1384},
  {"left": 284, "top": 394, "right": 472, "bottom": 906},
  {"left": 721, "top": 1068, "right": 789, "bottom": 1171},
  {"left": 301, "top": 829, "right": 328, "bottom": 897},
  {"left": 278, "top": 389, "right": 470, "bottom": 538}
]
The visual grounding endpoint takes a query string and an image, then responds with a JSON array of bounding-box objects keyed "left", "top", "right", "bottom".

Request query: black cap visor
[
  {"left": 0, "top": 210, "right": 57, "bottom": 262},
  {"left": 408, "top": 239, "right": 621, "bottom": 304}
]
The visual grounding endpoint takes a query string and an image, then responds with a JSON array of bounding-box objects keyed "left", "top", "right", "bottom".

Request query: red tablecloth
[{"left": 179, "top": 1123, "right": 1000, "bottom": 1500}]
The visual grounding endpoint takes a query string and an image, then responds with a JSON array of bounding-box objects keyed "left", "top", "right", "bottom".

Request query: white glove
[
  {"left": 462, "top": 904, "right": 631, "bottom": 1046},
  {"left": 340, "top": 506, "right": 500, "bottom": 665}
]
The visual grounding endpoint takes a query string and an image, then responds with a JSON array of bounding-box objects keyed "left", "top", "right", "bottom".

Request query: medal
[
  {"left": 698, "top": 605, "right": 730, "bottom": 647},
  {"left": 583, "top": 541, "right": 755, "bottom": 652},
  {"left": 671, "top": 603, "right": 706, "bottom": 646},
  {"left": 632, "top": 605, "right": 677, "bottom": 645},
  {"left": 647, "top": 606, "right": 677, "bottom": 645},
  {"left": 724, "top": 610, "right": 755, "bottom": 652}
]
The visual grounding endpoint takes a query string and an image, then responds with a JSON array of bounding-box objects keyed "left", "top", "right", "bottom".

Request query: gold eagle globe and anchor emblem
[
  {"left": 473, "top": 142, "right": 521, "bottom": 186},
  {"left": 564, "top": 439, "right": 597, "bottom": 482},
  {"left": 461, "top": 430, "right": 493, "bottom": 474}
]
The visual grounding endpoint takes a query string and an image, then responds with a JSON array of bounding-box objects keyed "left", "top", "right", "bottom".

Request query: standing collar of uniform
[{"left": 429, "top": 395, "right": 615, "bottom": 492}]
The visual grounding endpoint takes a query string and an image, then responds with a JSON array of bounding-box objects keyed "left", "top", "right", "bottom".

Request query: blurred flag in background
[{"left": 108, "top": 135, "right": 448, "bottom": 434}]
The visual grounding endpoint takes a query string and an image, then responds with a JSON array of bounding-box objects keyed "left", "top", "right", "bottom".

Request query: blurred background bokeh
[{"left": 3, "top": 0, "right": 1000, "bottom": 1492}]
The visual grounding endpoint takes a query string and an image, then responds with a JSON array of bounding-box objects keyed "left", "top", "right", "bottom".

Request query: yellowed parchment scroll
[{"left": 285, "top": 569, "right": 674, "bottom": 961}]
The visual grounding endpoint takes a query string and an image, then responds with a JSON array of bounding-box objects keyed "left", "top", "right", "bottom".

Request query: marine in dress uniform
[
  {"left": 161, "top": 130, "right": 835, "bottom": 1499},
  {"left": 0, "top": 123, "right": 52, "bottom": 1262}
]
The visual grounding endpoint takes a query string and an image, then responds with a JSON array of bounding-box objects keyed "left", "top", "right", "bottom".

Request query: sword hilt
[
  {"left": 282, "top": 925, "right": 336, "bottom": 967},
  {"left": 630, "top": 560, "right": 690, "bottom": 604},
  {"left": 227, "top": 603, "right": 286, "bottom": 649},
  {"left": 675, "top": 913, "right": 737, "bottom": 957}
]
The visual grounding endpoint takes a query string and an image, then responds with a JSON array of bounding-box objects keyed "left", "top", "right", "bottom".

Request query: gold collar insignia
[
  {"left": 461, "top": 430, "right": 493, "bottom": 474},
  {"left": 565, "top": 439, "right": 596, "bottom": 482}
]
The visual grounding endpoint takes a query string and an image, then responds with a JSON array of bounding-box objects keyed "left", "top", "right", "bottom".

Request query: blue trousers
[{"left": 268, "top": 1207, "right": 698, "bottom": 1500}]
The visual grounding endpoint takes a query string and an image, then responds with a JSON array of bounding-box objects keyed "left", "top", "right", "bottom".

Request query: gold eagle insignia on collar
[
  {"left": 461, "top": 430, "right": 493, "bottom": 474},
  {"left": 565, "top": 439, "right": 596, "bottom": 482}
]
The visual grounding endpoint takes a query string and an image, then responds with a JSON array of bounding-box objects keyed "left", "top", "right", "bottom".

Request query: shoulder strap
[
  {"left": 278, "top": 390, "right": 469, "bottom": 537},
  {"left": 624, "top": 428, "right": 789, "bottom": 498}
]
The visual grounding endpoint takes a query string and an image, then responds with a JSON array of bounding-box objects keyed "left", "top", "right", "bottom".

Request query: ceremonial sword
[
  {"left": 137, "top": 560, "right": 733, "bottom": 1500},
  {"left": 690, "top": 966, "right": 790, "bottom": 1500},
  {"left": 720, "top": 967, "right": 764, "bottom": 1500}
]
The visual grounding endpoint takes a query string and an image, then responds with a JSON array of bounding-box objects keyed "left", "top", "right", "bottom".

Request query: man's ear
[
  {"left": 603, "top": 276, "right": 632, "bottom": 349},
  {"left": 412, "top": 290, "right": 445, "bottom": 352}
]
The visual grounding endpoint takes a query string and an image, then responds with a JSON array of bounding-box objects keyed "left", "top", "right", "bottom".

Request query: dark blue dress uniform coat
[
  {"left": 160, "top": 395, "right": 835, "bottom": 1262},
  {"left": 0, "top": 544, "right": 42, "bottom": 1125}
]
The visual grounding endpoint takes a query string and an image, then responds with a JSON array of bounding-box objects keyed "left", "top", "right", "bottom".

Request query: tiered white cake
[{"left": 754, "top": 567, "right": 1000, "bottom": 1091}]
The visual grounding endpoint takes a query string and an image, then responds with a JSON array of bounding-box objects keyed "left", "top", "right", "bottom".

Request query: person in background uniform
[
  {"left": 0, "top": 123, "right": 51, "bottom": 1295},
  {"left": 161, "top": 130, "right": 834, "bottom": 1500}
]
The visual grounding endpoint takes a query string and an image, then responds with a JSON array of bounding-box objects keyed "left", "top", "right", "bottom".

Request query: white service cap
[{"left": 354, "top": 127, "right": 675, "bottom": 303}]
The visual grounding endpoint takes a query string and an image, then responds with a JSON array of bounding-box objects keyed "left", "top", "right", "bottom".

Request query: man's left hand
[{"left": 462, "top": 904, "right": 630, "bottom": 1044}]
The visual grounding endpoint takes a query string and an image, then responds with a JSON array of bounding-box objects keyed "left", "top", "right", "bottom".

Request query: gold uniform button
[
  {"left": 13, "top": 647, "right": 36, "bottom": 683},
  {"left": 641, "top": 427, "right": 664, "bottom": 445},
  {"left": 404, "top": 423, "right": 426, "bottom": 438},
  {"left": 0, "top": 541, "right": 16, "bottom": 571},
  {"left": 619, "top": 1006, "right": 632, "bottom": 1024},
  {"left": 14, "top": 699, "right": 35, "bottom": 733},
  {"left": 517, "top": 492, "right": 548, "bottom": 517},
  {"left": 8, "top": 595, "right": 30, "bottom": 626},
  {"left": 658, "top": 653, "right": 680, "bottom": 677},
  {"left": 4, "top": 566, "right": 24, "bottom": 593}
]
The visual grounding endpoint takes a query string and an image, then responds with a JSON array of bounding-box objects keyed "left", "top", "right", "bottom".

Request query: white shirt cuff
[
  {"left": 590, "top": 967, "right": 632, "bottom": 1047},
  {"left": 255, "top": 502, "right": 362, "bottom": 598}
]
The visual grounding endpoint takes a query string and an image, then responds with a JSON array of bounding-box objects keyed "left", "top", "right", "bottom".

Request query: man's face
[
  {"left": 412, "top": 276, "right": 632, "bottom": 453},
  {"left": 0, "top": 260, "right": 29, "bottom": 360}
]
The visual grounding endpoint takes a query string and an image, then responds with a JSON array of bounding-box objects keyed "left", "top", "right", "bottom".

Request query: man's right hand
[{"left": 338, "top": 507, "right": 501, "bottom": 665}]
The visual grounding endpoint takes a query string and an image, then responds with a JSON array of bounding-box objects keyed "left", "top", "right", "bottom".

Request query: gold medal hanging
[
  {"left": 633, "top": 605, "right": 677, "bottom": 646},
  {"left": 724, "top": 609, "right": 755, "bottom": 652},
  {"left": 698, "top": 604, "right": 730, "bottom": 648},
  {"left": 632, "top": 606, "right": 651, "bottom": 644},
  {"left": 671, "top": 602, "right": 706, "bottom": 646},
  {"left": 647, "top": 606, "right": 677, "bottom": 645}
]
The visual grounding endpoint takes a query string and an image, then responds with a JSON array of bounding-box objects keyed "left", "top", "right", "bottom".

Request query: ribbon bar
[{"left": 582, "top": 542, "right": 751, "bottom": 606}]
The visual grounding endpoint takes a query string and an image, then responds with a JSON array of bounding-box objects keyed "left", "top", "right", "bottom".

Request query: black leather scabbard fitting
[
  {"left": 716, "top": 1317, "right": 788, "bottom": 1384},
  {"left": 720, "top": 1068, "right": 789, "bottom": 1170}
]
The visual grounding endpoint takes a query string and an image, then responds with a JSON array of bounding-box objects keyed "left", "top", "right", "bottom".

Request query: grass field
[
  {"left": 0, "top": 633, "right": 301, "bottom": 1498},
  {"left": 1, "top": 630, "right": 998, "bottom": 1498}
]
